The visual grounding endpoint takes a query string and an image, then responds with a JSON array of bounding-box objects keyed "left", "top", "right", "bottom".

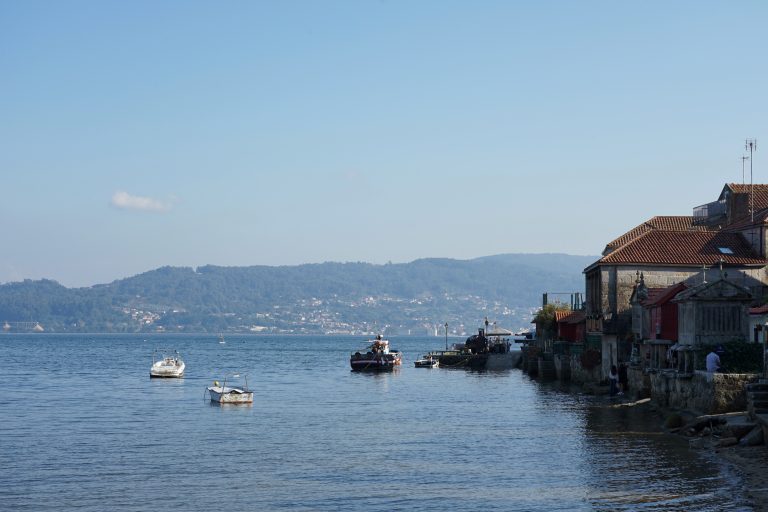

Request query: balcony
[{"left": 693, "top": 200, "right": 726, "bottom": 226}]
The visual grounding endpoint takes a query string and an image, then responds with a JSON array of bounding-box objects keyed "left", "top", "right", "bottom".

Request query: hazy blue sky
[{"left": 2, "top": 1, "right": 767, "bottom": 287}]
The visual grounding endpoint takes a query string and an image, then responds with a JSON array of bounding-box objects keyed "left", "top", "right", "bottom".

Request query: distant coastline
[{"left": 0, "top": 253, "right": 594, "bottom": 334}]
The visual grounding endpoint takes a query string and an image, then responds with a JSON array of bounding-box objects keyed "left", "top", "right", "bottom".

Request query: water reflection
[
  {"left": 0, "top": 334, "right": 754, "bottom": 512},
  {"left": 582, "top": 402, "right": 749, "bottom": 511}
]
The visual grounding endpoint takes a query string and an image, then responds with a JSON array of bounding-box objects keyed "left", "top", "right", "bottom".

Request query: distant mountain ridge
[{"left": 0, "top": 253, "right": 597, "bottom": 334}]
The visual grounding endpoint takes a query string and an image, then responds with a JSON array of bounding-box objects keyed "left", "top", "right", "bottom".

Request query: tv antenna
[
  {"left": 742, "top": 155, "right": 750, "bottom": 184},
  {"left": 746, "top": 138, "right": 757, "bottom": 221}
]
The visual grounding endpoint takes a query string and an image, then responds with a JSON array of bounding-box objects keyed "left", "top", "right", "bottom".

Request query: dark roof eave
[
  {"left": 583, "top": 260, "right": 602, "bottom": 273},
  {"left": 585, "top": 261, "right": 765, "bottom": 271}
]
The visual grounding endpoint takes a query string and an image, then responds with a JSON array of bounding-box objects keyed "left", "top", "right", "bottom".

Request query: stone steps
[{"left": 747, "top": 381, "right": 768, "bottom": 419}]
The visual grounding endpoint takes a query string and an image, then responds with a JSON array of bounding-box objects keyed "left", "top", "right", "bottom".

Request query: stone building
[
  {"left": 584, "top": 184, "right": 768, "bottom": 377},
  {"left": 584, "top": 221, "right": 766, "bottom": 376},
  {"left": 673, "top": 275, "right": 753, "bottom": 347},
  {"left": 749, "top": 304, "right": 768, "bottom": 344}
]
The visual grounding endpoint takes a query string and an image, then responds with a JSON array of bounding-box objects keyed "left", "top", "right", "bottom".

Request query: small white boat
[
  {"left": 218, "top": 334, "right": 226, "bottom": 344},
  {"left": 150, "top": 349, "right": 185, "bottom": 378},
  {"left": 414, "top": 354, "right": 439, "bottom": 368},
  {"left": 206, "top": 374, "right": 253, "bottom": 404}
]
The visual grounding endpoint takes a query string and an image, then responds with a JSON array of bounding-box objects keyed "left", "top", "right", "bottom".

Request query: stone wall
[
  {"left": 627, "top": 367, "right": 651, "bottom": 399},
  {"left": 599, "top": 265, "right": 768, "bottom": 319},
  {"left": 568, "top": 353, "right": 602, "bottom": 384},
  {"left": 649, "top": 370, "right": 757, "bottom": 414},
  {"left": 554, "top": 354, "right": 571, "bottom": 382},
  {"left": 601, "top": 266, "right": 703, "bottom": 318},
  {"left": 601, "top": 335, "right": 617, "bottom": 379}
]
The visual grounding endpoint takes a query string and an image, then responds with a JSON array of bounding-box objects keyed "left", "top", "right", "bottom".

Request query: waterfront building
[
  {"left": 583, "top": 183, "right": 768, "bottom": 379},
  {"left": 555, "top": 309, "right": 586, "bottom": 343},
  {"left": 749, "top": 304, "right": 768, "bottom": 344}
]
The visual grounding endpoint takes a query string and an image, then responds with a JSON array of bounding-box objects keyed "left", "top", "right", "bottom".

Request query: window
[{"left": 718, "top": 247, "right": 734, "bottom": 254}]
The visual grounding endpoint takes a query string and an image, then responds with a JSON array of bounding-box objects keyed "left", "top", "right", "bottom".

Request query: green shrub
[{"left": 696, "top": 340, "right": 762, "bottom": 373}]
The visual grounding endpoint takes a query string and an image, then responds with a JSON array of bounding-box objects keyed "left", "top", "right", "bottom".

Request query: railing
[{"left": 693, "top": 200, "right": 726, "bottom": 225}]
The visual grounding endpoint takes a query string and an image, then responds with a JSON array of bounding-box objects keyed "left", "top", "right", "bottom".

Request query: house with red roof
[
  {"left": 750, "top": 304, "right": 768, "bottom": 344},
  {"left": 555, "top": 309, "right": 585, "bottom": 343},
  {"left": 583, "top": 184, "right": 768, "bottom": 379},
  {"left": 630, "top": 276, "right": 687, "bottom": 343}
]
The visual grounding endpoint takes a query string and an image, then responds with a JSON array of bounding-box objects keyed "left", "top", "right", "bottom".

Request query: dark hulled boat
[
  {"left": 350, "top": 335, "right": 402, "bottom": 371},
  {"left": 436, "top": 324, "right": 515, "bottom": 369}
]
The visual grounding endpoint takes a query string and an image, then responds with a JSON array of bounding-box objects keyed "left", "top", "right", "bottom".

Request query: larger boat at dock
[
  {"left": 350, "top": 335, "right": 402, "bottom": 371},
  {"left": 435, "top": 324, "right": 521, "bottom": 370}
]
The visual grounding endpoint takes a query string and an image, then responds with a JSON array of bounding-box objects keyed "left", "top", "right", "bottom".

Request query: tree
[{"left": 532, "top": 302, "right": 571, "bottom": 341}]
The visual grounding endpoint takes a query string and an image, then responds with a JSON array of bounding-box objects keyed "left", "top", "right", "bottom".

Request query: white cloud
[{"left": 111, "top": 191, "right": 173, "bottom": 213}]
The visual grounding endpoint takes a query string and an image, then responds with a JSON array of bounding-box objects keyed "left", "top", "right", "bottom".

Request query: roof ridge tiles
[{"left": 597, "top": 229, "right": 766, "bottom": 266}]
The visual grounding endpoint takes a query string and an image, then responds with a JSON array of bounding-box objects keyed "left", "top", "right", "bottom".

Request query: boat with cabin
[
  {"left": 350, "top": 335, "right": 402, "bottom": 371},
  {"left": 206, "top": 373, "right": 253, "bottom": 404},
  {"left": 149, "top": 349, "right": 185, "bottom": 378},
  {"left": 436, "top": 320, "right": 521, "bottom": 370},
  {"left": 414, "top": 354, "right": 439, "bottom": 368}
]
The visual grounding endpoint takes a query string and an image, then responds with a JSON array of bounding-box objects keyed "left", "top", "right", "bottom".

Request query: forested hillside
[{"left": 0, "top": 253, "right": 596, "bottom": 334}]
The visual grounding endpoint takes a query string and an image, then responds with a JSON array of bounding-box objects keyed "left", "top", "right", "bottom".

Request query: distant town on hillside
[{"left": 0, "top": 254, "right": 594, "bottom": 335}]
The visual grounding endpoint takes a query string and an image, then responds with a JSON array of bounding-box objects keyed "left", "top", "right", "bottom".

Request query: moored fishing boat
[
  {"left": 350, "top": 335, "right": 402, "bottom": 371},
  {"left": 206, "top": 373, "right": 253, "bottom": 404}
]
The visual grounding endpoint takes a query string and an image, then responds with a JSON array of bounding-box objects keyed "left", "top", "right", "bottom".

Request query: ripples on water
[{"left": 0, "top": 334, "right": 752, "bottom": 511}]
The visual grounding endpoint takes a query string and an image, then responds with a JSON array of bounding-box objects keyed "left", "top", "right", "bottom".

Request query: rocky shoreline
[
  {"left": 584, "top": 382, "right": 767, "bottom": 510},
  {"left": 717, "top": 444, "right": 768, "bottom": 511},
  {"left": 661, "top": 407, "right": 768, "bottom": 511}
]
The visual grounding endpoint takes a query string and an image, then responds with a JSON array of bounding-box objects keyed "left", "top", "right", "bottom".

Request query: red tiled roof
[
  {"left": 644, "top": 282, "right": 688, "bottom": 307},
  {"left": 720, "top": 184, "right": 768, "bottom": 227},
  {"left": 555, "top": 310, "right": 585, "bottom": 324},
  {"left": 750, "top": 305, "right": 768, "bottom": 315},
  {"left": 598, "top": 230, "right": 765, "bottom": 266},
  {"left": 723, "top": 207, "right": 768, "bottom": 231},
  {"left": 724, "top": 184, "right": 768, "bottom": 208},
  {"left": 603, "top": 216, "right": 715, "bottom": 255},
  {"left": 642, "top": 287, "right": 668, "bottom": 305}
]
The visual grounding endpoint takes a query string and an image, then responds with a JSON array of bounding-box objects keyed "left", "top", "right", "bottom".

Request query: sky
[{"left": 1, "top": 1, "right": 767, "bottom": 287}]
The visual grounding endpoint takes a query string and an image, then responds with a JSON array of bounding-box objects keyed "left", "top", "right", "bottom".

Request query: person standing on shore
[
  {"left": 609, "top": 365, "right": 619, "bottom": 396},
  {"left": 618, "top": 363, "right": 628, "bottom": 395},
  {"left": 706, "top": 347, "right": 722, "bottom": 373}
]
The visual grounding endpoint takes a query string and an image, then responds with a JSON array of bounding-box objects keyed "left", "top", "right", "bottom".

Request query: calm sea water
[{"left": 0, "top": 334, "right": 752, "bottom": 511}]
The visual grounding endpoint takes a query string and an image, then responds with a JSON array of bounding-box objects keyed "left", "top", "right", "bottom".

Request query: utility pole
[{"left": 746, "top": 139, "right": 757, "bottom": 222}]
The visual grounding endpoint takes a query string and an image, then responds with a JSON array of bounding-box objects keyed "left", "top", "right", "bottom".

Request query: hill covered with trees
[{"left": 0, "top": 253, "right": 596, "bottom": 334}]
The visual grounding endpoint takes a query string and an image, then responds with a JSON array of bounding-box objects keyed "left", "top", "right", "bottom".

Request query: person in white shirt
[{"left": 706, "top": 349, "right": 721, "bottom": 373}]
